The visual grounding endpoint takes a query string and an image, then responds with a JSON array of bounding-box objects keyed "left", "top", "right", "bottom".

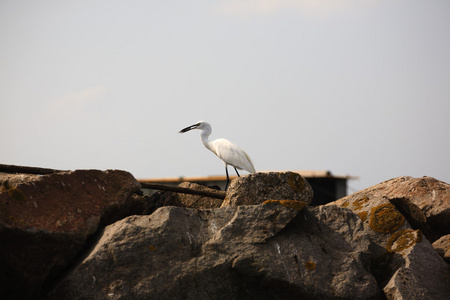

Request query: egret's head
[{"left": 179, "top": 121, "right": 210, "bottom": 133}]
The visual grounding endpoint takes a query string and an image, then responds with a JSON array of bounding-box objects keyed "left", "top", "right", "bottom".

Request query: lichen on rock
[
  {"left": 1, "top": 181, "right": 27, "bottom": 203},
  {"left": 304, "top": 261, "right": 316, "bottom": 270},
  {"left": 353, "top": 196, "right": 369, "bottom": 210},
  {"left": 287, "top": 172, "right": 305, "bottom": 194},
  {"left": 263, "top": 200, "right": 308, "bottom": 211},
  {"left": 386, "top": 230, "right": 422, "bottom": 253},
  {"left": 369, "top": 203, "right": 405, "bottom": 233},
  {"left": 357, "top": 211, "right": 368, "bottom": 222},
  {"left": 340, "top": 201, "right": 350, "bottom": 208}
]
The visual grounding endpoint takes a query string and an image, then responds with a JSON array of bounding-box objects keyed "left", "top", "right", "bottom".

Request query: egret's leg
[
  {"left": 234, "top": 167, "right": 240, "bottom": 177},
  {"left": 225, "top": 165, "right": 230, "bottom": 191}
]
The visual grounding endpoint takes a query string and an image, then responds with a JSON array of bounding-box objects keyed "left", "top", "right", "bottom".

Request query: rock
[
  {"left": 343, "top": 176, "right": 449, "bottom": 242},
  {"left": 221, "top": 171, "right": 313, "bottom": 207},
  {"left": 48, "top": 203, "right": 381, "bottom": 300},
  {"left": 384, "top": 237, "right": 450, "bottom": 300},
  {"left": 150, "top": 182, "right": 223, "bottom": 209},
  {"left": 176, "top": 182, "right": 223, "bottom": 208},
  {"left": 433, "top": 234, "right": 450, "bottom": 264},
  {"left": 0, "top": 170, "right": 141, "bottom": 299},
  {"left": 3, "top": 170, "right": 448, "bottom": 299},
  {"left": 331, "top": 178, "right": 450, "bottom": 300}
]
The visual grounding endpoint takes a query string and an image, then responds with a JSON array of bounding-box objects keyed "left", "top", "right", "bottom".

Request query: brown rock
[
  {"left": 221, "top": 171, "right": 313, "bottom": 207},
  {"left": 168, "top": 182, "right": 223, "bottom": 209},
  {"left": 344, "top": 176, "right": 450, "bottom": 242},
  {"left": 0, "top": 169, "right": 141, "bottom": 299},
  {"left": 141, "top": 182, "right": 224, "bottom": 211},
  {"left": 433, "top": 234, "right": 450, "bottom": 264}
]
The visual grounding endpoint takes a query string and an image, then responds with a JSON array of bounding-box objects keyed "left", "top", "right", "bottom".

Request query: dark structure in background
[{"left": 140, "top": 170, "right": 357, "bottom": 205}]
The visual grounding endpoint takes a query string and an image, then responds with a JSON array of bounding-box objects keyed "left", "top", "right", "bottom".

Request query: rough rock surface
[
  {"left": 340, "top": 176, "right": 449, "bottom": 242},
  {"left": 331, "top": 178, "right": 450, "bottom": 300},
  {"left": 149, "top": 182, "right": 223, "bottom": 209},
  {"left": 49, "top": 203, "right": 381, "bottom": 300},
  {"left": 221, "top": 171, "right": 313, "bottom": 207},
  {"left": 2, "top": 170, "right": 450, "bottom": 300},
  {"left": 0, "top": 170, "right": 141, "bottom": 299},
  {"left": 433, "top": 234, "right": 450, "bottom": 263}
]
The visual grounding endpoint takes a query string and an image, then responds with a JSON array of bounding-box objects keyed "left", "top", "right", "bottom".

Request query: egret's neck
[{"left": 200, "top": 128, "right": 214, "bottom": 152}]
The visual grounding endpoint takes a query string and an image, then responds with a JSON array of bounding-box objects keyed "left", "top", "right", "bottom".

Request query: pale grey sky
[{"left": 1, "top": 0, "right": 449, "bottom": 192}]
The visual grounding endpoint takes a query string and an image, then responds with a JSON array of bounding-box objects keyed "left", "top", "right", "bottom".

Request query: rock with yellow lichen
[
  {"left": 262, "top": 199, "right": 308, "bottom": 210},
  {"left": 329, "top": 177, "right": 450, "bottom": 300},
  {"left": 336, "top": 176, "right": 450, "bottom": 242},
  {"left": 2, "top": 169, "right": 450, "bottom": 300}
]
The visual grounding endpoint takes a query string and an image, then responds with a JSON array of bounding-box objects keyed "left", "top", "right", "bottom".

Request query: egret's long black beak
[{"left": 179, "top": 123, "right": 199, "bottom": 133}]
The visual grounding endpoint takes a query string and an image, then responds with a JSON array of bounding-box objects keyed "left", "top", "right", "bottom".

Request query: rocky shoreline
[{"left": 1, "top": 170, "right": 449, "bottom": 299}]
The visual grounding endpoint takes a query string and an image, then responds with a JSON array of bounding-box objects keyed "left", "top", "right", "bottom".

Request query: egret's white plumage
[{"left": 179, "top": 121, "right": 255, "bottom": 189}]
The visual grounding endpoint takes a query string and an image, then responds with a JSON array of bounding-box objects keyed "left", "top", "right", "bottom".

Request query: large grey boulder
[
  {"left": 0, "top": 170, "right": 142, "bottom": 299},
  {"left": 221, "top": 171, "right": 313, "bottom": 207},
  {"left": 48, "top": 203, "right": 381, "bottom": 299}
]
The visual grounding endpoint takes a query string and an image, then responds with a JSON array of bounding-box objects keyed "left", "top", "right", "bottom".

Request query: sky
[{"left": 1, "top": 0, "right": 450, "bottom": 193}]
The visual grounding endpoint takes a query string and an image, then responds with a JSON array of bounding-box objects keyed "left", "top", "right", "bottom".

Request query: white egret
[{"left": 179, "top": 121, "right": 256, "bottom": 190}]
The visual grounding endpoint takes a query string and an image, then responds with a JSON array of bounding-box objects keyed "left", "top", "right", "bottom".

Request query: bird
[{"left": 179, "top": 121, "right": 255, "bottom": 190}]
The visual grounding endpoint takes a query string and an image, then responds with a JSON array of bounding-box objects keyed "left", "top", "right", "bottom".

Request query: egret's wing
[
  {"left": 241, "top": 149, "right": 256, "bottom": 173},
  {"left": 211, "top": 139, "right": 255, "bottom": 173}
]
